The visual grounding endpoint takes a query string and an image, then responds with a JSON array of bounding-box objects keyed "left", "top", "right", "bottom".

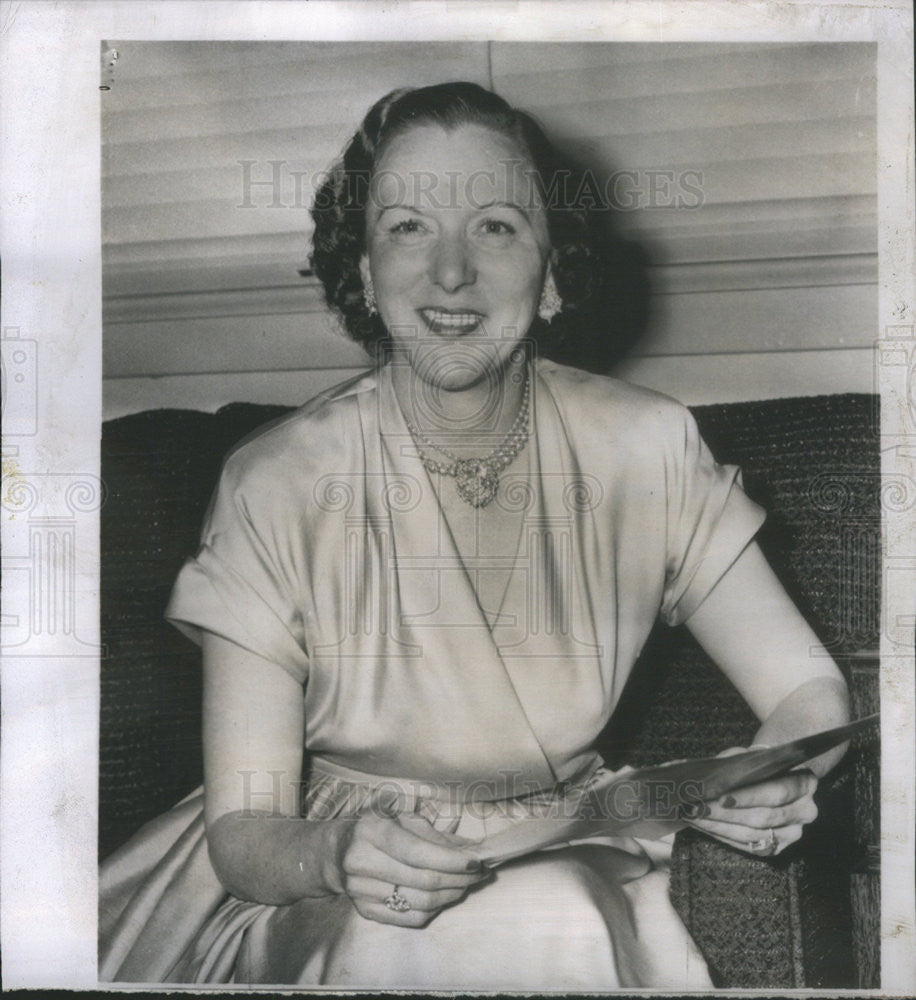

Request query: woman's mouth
[{"left": 418, "top": 308, "right": 484, "bottom": 335}]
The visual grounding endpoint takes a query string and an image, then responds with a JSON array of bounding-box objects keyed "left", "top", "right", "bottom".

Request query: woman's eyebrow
[
  {"left": 377, "top": 203, "right": 428, "bottom": 219},
  {"left": 476, "top": 200, "right": 531, "bottom": 221}
]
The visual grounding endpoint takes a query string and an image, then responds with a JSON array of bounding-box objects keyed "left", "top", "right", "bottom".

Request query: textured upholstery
[{"left": 99, "top": 393, "right": 879, "bottom": 988}]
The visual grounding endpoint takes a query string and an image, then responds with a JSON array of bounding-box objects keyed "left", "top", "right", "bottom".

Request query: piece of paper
[{"left": 471, "top": 714, "right": 879, "bottom": 866}]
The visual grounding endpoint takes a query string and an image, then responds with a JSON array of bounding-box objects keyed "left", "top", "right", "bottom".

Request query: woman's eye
[
  {"left": 388, "top": 218, "right": 427, "bottom": 238},
  {"left": 479, "top": 218, "right": 516, "bottom": 236}
]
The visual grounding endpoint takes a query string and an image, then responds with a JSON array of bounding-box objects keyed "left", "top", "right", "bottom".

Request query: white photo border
[{"left": 1, "top": 0, "right": 913, "bottom": 991}]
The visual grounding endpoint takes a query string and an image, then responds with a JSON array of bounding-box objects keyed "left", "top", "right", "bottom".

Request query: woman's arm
[
  {"left": 202, "top": 632, "right": 487, "bottom": 919},
  {"left": 202, "top": 631, "right": 343, "bottom": 903},
  {"left": 683, "top": 540, "right": 850, "bottom": 852}
]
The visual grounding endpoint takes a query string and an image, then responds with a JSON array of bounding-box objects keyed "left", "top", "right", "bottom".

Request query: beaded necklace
[{"left": 405, "top": 373, "right": 530, "bottom": 508}]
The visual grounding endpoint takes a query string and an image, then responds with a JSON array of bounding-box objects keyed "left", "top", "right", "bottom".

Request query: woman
[{"left": 99, "top": 82, "right": 850, "bottom": 989}]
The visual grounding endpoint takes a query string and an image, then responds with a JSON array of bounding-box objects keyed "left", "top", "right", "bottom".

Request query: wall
[{"left": 102, "top": 41, "right": 877, "bottom": 417}]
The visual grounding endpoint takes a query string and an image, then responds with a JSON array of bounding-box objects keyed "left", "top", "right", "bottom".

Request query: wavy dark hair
[{"left": 310, "top": 81, "right": 646, "bottom": 368}]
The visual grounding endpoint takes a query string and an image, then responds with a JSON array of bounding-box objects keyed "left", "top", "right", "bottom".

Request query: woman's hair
[{"left": 310, "top": 81, "right": 646, "bottom": 368}]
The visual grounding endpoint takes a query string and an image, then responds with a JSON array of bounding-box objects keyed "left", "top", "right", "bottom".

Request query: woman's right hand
[{"left": 333, "top": 810, "right": 491, "bottom": 927}]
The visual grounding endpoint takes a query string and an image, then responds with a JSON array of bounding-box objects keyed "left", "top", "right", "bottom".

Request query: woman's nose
[{"left": 429, "top": 235, "right": 476, "bottom": 292}]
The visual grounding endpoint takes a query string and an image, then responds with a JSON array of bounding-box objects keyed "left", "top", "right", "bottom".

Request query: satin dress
[{"left": 99, "top": 359, "right": 765, "bottom": 989}]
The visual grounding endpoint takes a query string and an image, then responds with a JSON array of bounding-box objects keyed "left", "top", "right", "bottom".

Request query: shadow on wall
[{"left": 536, "top": 145, "right": 654, "bottom": 376}]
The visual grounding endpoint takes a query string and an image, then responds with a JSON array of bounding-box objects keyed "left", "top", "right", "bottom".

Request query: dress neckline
[{"left": 377, "top": 362, "right": 537, "bottom": 633}]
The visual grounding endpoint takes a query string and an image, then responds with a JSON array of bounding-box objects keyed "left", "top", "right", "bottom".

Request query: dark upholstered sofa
[{"left": 100, "top": 391, "right": 880, "bottom": 989}]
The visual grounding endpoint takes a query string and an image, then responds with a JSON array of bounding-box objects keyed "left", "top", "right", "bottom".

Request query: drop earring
[
  {"left": 363, "top": 274, "right": 378, "bottom": 316},
  {"left": 538, "top": 270, "right": 562, "bottom": 322}
]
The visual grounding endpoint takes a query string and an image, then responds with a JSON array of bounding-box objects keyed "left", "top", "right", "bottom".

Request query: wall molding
[
  {"left": 103, "top": 252, "right": 877, "bottom": 326},
  {"left": 650, "top": 253, "right": 876, "bottom": 295},
  {"left": 104, "top": 279, "right": 327, "bottom": 325}
]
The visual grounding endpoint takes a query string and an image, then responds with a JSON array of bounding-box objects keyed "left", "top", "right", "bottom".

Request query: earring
[
  {"left": 363, "top": 273, "right": 378, "bottom": 316},
  {"left": 538, "top": 271, "right": 562, "bottom": 322}
]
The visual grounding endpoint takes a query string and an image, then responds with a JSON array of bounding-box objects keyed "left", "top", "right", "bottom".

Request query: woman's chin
[
  {"left": 413, "top": 367, "right": 492, "bottom": 395},
  {"left": 403, "top": 343, "right": 511, "bottom": 393}
]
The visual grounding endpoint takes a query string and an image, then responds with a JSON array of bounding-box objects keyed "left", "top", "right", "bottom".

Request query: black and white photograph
[{"left": 1, "top": 2, "right": 913, "bottom": 993}]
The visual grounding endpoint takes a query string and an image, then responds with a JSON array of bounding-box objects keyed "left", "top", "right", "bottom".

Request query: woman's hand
[
  {"left": 682, "top": 748, "right": 819, "bottom": 856},
  {"left": 333, "top": 810, "right": 491, "bottom": 927}
]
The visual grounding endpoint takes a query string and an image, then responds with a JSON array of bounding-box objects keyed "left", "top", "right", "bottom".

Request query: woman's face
[{"left": 363, "top": 122, "right": 550, "bottom": 393}]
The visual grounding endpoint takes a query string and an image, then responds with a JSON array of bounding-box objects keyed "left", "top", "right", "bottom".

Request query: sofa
[{"left": 99, "top": 389, "right": 880, "bottom": 989}]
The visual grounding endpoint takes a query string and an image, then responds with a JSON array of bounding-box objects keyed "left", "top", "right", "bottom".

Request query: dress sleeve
[
  {"left": 659, "top": 407, "right": 766, "bottom": 627},
  {"left": 164, "top": 455, "right": 310, "bottom": 685}
]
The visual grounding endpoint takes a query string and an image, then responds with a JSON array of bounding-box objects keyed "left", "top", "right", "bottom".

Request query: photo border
[{"left": 1, "top": 0, "right": 912, "bottom": 991}]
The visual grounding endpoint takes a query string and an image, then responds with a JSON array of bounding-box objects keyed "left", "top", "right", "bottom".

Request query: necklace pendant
[{"left": 454, "top": 458, "right": 499, "bottom": 508}]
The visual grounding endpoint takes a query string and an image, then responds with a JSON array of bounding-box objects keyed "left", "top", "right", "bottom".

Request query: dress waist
[
  {"left": 309, "top": 754, "right": 603, "bottom": 802},
  {"left": 304, "top": 754, "right": 670, "bottom": 869},
  {"left": 305, "top": 754, "right": 607, "bottom": 836}
]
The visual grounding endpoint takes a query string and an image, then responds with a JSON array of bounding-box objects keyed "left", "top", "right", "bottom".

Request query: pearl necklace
[{"left": 405, "top": 374, "right": 531, "bottom": 508}]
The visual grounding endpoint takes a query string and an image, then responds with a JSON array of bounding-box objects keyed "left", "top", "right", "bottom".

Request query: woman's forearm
[
  {"left": 207, "top": 811, "right": 355, "bottom": 905},
  {"left": 751, "top": 674, "right": 851, "bottom": 777}
]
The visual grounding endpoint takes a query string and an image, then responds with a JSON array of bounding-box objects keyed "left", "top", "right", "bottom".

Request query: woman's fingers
[
  {"left": 699, "top": 771, "right": 818, "bottom": 826},
  {"left": 353, "top": 812, "right": 481, "bottom": 872},
  {"left": 713, "top": 769, "right": 817, "bottom": 810},
  {"left": 691, "top": 795, "right": 818, "bottom": 829},
  {"left": 344, "top": 846, "right": 488, "bottom": 892},
  {"left": 396, "top": 810, "right": 477, "bottom": 847},
  {"left": 682, "top": 767, "right": 819, "bottom": 857},
  {"left": 341, "top": 815, "right": 493, "bottom": 926},
  {"left": 339, "top": 812, "right": 487, "bottom": 909},
  {"left": 684, "top": 771, "right": 817, "bottom": 820},
  {"left": 347, "top": 874, "right": 487, "bottom": 914},
  {"left": 686, "top": 813, "right": 806, "bottom": 849},
  {"left": 351, "top": 896, "right": 447, "bottom": 928},
  {"left": 347, "top": 863, "right": 492, "bottom": 926},
  {"left": 688, "top": 822, "right": 805, "bottom": 856}
]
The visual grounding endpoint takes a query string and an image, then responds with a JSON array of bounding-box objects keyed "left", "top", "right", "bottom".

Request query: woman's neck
[{"left": 390, "top": 356, "right": 530, "bottom": 457}]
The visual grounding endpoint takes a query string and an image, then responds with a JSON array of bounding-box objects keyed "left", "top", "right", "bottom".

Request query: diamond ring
[{"left": 384, "top": 885, "right": 411, "bottom": 912}]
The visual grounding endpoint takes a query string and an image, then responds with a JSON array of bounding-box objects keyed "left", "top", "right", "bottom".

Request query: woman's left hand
[{"left": 682, "top": 753, "right": 819, "bottom": 857}]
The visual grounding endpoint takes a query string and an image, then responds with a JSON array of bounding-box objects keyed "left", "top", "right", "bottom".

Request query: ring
[
  {"left": 384, "top": 885, "right": 411, "bottom": 913},
  {"left": 749, "top": 828, "right": 778, "bottom": 856}
]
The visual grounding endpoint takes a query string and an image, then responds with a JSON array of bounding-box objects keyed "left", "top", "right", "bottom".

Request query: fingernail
[
  {"left": 680, "top": 802, "right": 701, "bottom": 819},
  {"left": 465, "top": 859, "right": 483, "bottom": 872},
  {"left": 720, "top": 795, "right": 736, "bottom": 809}
]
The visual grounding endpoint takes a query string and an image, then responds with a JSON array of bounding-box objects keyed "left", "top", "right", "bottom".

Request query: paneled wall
[{"left": 102, "top": 41, "right": 876, "bottom": 417}]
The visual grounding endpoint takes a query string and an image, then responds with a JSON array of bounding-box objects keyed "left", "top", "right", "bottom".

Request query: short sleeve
[
  {"left": 164, "top": 456, "right": 310, "bottom": 685},
  {"left": 659, "top": 408, "right": 766, "bottom": 626}
]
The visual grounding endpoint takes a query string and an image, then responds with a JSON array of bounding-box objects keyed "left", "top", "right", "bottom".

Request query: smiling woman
[
  {"left": 362, "top": 120, "right": 548, "bottom": 507},
  {"left": 98, "top": 81, "right": 850, "bottom": 989}
]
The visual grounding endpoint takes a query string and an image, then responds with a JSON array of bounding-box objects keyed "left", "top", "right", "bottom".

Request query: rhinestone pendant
[{"left": 454, "top": 459, "right": 499, "bottom": 508}]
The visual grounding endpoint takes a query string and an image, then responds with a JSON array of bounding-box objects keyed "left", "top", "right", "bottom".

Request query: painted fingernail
[
  {"left": 680, "top": 802, "right": 701, "bottom": 819},
  {"left": 465, "top": 859, "right": 483, "bottom": 872},
  {"left": 720, "top": 795, "right": 736, "bottom": 808}
]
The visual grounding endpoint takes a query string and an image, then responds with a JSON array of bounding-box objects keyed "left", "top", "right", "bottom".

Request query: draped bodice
[{"left": 166, "top": 360, "right": 765, "bottom": 797}]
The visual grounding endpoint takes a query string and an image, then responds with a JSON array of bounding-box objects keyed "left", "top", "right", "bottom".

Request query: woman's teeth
[{"left": 422, "top": 309, "right": 482, "bottom": 331}]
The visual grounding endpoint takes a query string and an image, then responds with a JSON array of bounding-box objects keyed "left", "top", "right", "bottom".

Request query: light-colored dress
[{"left": 99, "top": 359, "right": 765, "bottom": 989}]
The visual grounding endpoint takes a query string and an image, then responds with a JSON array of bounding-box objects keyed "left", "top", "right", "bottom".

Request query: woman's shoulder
[
  {"left": 536, "top": 359, "right": 693, "bottom": 440},
  {"left": 219, "top": 368, "right": 376, "bottom": 490}
]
